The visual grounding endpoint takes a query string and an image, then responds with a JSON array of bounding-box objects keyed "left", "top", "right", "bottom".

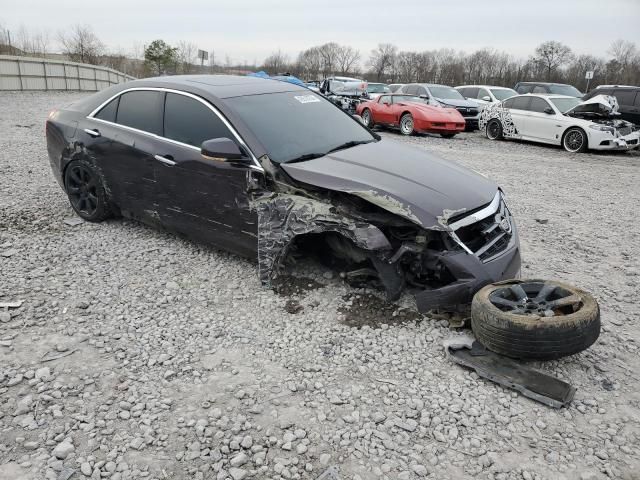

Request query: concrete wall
[{"left": 0, "top": 55, "right": 135, "bottom": 91}]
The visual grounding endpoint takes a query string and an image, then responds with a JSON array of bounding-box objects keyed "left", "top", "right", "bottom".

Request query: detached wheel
[
  {"left": 562, "top": 127, "right": 587, "bottom": 153},
  {"left": 64, "top": 159, "right": 113, "bottom": 222},
  {"left": 471, "top": 279, "right": 600, "bottom": 360},
  {"left": 440, "top": 133, "right": 456, "bottom": 138},
  {"left": 486, "top": 119, "right": 503, "bottom": 140},
  {"left": 361, "top": 109, "right": 374, "bottom": 128},
  {"left": 400, "top": 113, "right": 414, "bottom": 136}
]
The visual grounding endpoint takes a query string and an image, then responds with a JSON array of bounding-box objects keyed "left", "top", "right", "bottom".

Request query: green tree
[{"left": 144, "top": 40, "right": 177, "bottom": 75}]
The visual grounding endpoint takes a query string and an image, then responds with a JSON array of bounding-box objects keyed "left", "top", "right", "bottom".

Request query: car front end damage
[{"left": 252, "top": 166, "right": 521, "bottom": 313}]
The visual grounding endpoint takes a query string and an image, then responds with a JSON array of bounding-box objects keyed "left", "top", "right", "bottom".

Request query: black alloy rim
[
  {"left": 488, "top": 121, "right": 500, "bottom": 139},
  {"left": 67, "top": 165, "right": 98, "bottom": 216},
  {"left": 565, "top": 130, "right": 583, "bottom": 151},
  {"left": 488, "top": 282, "right": 582, "bottom": 317}
]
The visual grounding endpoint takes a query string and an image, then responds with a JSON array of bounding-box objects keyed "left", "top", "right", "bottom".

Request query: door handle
[
  {"left": 154, "top": 155, "right": 176, "bottom": 166},
  {"left": 84, "top": 128, "right": 101, "bottom": 137}
]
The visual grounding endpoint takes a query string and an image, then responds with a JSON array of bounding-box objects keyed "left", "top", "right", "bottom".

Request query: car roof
[
  {"left": 127, "top": 74, "right": 306, "bottom": 99},
  {"left": 456, "top": 85, "right": 515, "bottom": 89},
  {"left": 516, "top": 82, "right": 572, "bottom": 86}
]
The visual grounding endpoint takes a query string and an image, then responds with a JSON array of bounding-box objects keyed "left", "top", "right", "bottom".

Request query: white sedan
[{"left": 479, "top": 94, "right": 640, "bottom": 153}]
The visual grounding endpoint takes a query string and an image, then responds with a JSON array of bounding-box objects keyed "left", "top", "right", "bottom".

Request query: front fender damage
[
  {"left": 251, "top": 185, "right": 521, "bottom": 314},
  {"left": 252, "top": 193, "right": 391, "bottom": 285}
]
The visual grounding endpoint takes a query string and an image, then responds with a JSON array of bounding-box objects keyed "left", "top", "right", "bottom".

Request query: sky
[{"left": 1, "top": 0, "right": 639, "bottom": 64}]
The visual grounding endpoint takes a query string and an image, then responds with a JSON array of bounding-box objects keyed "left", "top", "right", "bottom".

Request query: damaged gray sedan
[{"left": 46, "top": 75, "right": 521, "bottom": 312}]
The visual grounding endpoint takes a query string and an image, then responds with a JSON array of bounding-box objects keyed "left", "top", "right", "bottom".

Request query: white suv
[{"left": 456, "top": 85, "right": 518, "bottom": 106}]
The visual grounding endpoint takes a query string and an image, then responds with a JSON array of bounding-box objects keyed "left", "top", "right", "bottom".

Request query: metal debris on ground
[
  {"left": 64, "top": 217, "right": 85, "bottom": 226},
  {"left": 41, "top": 349, "right": 77, "bottom": 363},
  {"left": 317, "top": 466, "right": 340, "bottom": 480},
  {"left": 443, "top": 335, "right": 576, "bottom": 408},
  {"left": 0, "top": 300, "right": 23, "bottom": 309}
]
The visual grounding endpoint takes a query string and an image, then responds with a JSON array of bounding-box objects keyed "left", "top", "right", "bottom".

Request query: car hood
[
  {"left": 280, "top": 139, "right": 497, "bottom": 229},
  {"left": 564, "top": 94, "right": 620, "bottom": 116},
  {"left": 398, "top": 102, "right": 464, "bottom": 119},
  {"left": 435, "top": 98, "right": 479, "bottom": 108}
]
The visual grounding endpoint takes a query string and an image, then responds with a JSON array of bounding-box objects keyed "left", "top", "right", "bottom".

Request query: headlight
[{"left": 588, "top": 124, "right": 614, "bottom": 133}]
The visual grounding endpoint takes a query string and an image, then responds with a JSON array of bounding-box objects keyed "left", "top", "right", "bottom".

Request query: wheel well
[{"left": 561, "top": 125, "right": 586, "bottom": 145}]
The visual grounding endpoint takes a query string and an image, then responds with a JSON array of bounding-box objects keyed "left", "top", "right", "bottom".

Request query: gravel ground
[{"left": 1, "top": 91, "right": 639, "bottom": 480}]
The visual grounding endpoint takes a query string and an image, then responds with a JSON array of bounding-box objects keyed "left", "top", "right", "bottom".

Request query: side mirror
[
  {"left": 544, "top": 107, "right": 555, "bottom": 115},
  {"left": 352, "top": 114, "right": 365, "bottom": 125},
  {"left": 201, "top": 138, "right": 245, "bottom": 161},
  {"left": 482, "top": 96, "right": 491, "bottom": 102},
  {"left": 419, "top": 94, "right": 430, "bottom": 99}
]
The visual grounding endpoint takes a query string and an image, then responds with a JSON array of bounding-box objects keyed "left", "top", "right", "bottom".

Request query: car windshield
[
  {"left": 225, "top": 91, "right": 375, "bottom": 163},
  {"left": 549, "top": 84, "right": 582, "bottom": 97},
  {"left": 550, "top": 97, "right": 582, "bottom": 113},
  {"left": 368, "top": 84, "right": 390, "bottom": 93},
  {"left": 393, "top": 95, "right": 430, "bottom": 105},
  {"left": 428, "top": 86, "right": 466, "bottom": 100},
  {"left": 491, "top": 88, "right": 517, "bottom": 101}
]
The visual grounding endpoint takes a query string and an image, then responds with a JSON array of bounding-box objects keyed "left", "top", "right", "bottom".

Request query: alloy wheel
[
  {"left": 66, "top": 164, "right": 99, "bottom": 216},
  {"left": 564, "top": 130, "right": 584, "bottom": 152}
]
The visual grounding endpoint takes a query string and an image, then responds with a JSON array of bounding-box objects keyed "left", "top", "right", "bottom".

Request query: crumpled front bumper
[
  {"left": 589, "top": 130, "right": 640, "bottom": 151},
  {"left": 414, "top": 226, "right": 521, "bottom": 312}
]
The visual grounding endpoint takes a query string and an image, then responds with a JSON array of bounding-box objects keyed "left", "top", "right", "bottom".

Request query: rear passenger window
[
  {"left": 94, "top": 97, "right": 119, "bottom": 122},
  {"left": 532, "top": 86, "right": 547, "bottom": 93},
  {"left": 614, "top": 90, "right": 636, "bottom": 106},
  {"left": 509, "top": 96, "right": 531, "bottom": 110},
  {"left": 116, "top": 91, "right": 163, "bottom": 135},
  {"left": 465, "top": 87, "right": 479, "bottom": 98},
  {"left": 163, "top": 93, "right": 233, "bottom": 148},
  {"left": 517, "top": 84, "right": 533, "bottom": 94},
  {"left": 405, "top": 85, "right": 417, "bottom": 95}
]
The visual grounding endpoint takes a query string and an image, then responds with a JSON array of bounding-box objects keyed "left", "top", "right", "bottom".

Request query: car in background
[
  {"left": 397, "top": 83, "right": 481, "bottom": 130},
  {"left": 356, "top": 94, "right": 466, "bottom": 137},
  {"left": 319, "top": 76, "right": 369, "bottom": 114},
  {"left": 366, "top": 82, "right": 391, "bottom": 99},
  {"left": 479, "top": 93, "right": 639, "bottom": 153},
  {"left": 583, "top": 85, "right": 640, "bottom": 125},
  {"left": 45, "top": 74, "right": 520, "bottom": 313},
  {"left": 456, "top": 85, "right": 517, "bottom": 106},
  {"left": 388, "top": 83, "right": 404, "bottom": 93},
  {"left": 514, "top": 82, "right": 582, "bottom": 97}
]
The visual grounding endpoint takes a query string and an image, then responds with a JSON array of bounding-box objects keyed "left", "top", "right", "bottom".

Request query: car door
[
  {"left": 85, "top": 90, "right": 163, "bottom": 222},
  {"left": 522, "top": 97, "right": 563, "bottom": 143},
  {"left": 153, "top": 91, "right": 259, "bottom": 257},
  {"left": 502, "top": 96, "right": 531, "bottom": 136},
  {"left": 376, "top": 95, "right": 395, "bottom": 124}
]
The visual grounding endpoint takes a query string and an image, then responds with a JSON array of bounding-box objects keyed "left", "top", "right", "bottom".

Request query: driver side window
[{"left": 163, "top": 93, "right": 234, "bottom": 148}]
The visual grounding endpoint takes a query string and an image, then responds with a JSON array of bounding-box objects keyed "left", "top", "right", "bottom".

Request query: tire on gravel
[
  {"left": 471, "top": 279, "right": 600, "bottom": 360},
  {"left": 64, "top": 158, "right": 114, "bottom": 222}
]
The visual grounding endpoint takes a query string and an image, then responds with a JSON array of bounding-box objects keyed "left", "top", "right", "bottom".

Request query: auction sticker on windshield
[{"left": 294, "top": 95, "right": 321, "bottom": 104}]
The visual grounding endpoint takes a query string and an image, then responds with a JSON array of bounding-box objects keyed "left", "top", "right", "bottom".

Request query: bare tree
[
  {"left": 59, "top": 24, "right": 104, "bottom": 64},
  {"left": 336, "top": 45, "right": 360, "bottom": 75},
  {"left": 262, "top": 49, "right": 289, "bottom": 73},
  {"left": 533, "top": 40, "right": 573, "bottom": 81},
  {"left": 175, "top": 41, "right": 197, "bottom": 73},
  {"left": 369, "top": 43, "right": 397, "bottom": 81}
]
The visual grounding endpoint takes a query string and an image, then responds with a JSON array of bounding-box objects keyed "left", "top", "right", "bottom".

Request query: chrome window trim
[{"left": 86, "top": 86, "right": 264, "bottom": 172}]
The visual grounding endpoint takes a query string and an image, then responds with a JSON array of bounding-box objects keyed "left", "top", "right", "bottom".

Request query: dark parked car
[
  {"left": 46, "top": 75, "right": 520, "bottom": 312},
  {"left": 514, "top": 82, "right": 582, "bottom": 97},
  {"left": 582, "top": 85, "right": 640, "bottom": 125}
]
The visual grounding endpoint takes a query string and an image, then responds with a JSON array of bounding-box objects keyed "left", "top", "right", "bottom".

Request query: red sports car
[{"left": 356, "top": 94, "right": 466, "bottom": 137}]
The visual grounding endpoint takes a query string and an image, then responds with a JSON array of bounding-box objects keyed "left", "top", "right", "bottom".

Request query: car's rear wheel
[
  {"left": 400, "top": 113, "right": 414, "bottom": 135},
  {"left": 562, "top": 127, "right": 587, "bottom": 153},
  {"left": 440, "top": 133, "right": 456, "bottom": 138},
  {"left": 64, "top": 159, "right": 113, "bottom": 222},
  {"left": 486, "top": 119, "right": 503, "bottom": 140},
  {"left": 361, "top": 109, "right": 374, "bottom": 128}
]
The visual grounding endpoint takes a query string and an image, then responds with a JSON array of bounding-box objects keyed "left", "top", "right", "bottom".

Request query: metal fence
[{"left": 0, "top": 55, "right": 135, "bottom": 91}]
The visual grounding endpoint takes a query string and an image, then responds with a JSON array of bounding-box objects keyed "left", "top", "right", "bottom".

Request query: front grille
[
  {"left": 453, "top": 197, "right": 513, "bottom": 262},
  {"left": 617, "top": 126, "right": 632, "bottom": 136},
  {"left": 456, "top": 107, "right": 478, "bottom": 117}
]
